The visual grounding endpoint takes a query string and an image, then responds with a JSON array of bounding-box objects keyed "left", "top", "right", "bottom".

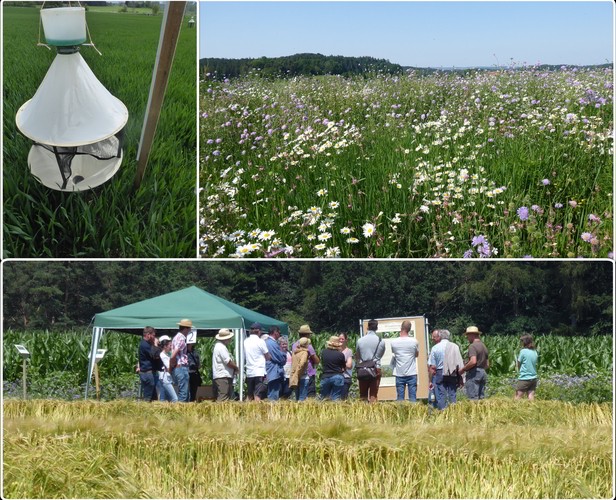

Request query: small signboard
[
  {"left": 186, "top": 329, "right": 197, "bottom": 344},
  {"left": 14, "top": 344, "right": 30, "bottom": 358},
  {"left": 88, "top": 348, "right": 107, "bottom": 361}
]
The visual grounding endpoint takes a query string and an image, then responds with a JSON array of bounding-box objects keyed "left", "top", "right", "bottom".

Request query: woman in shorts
[{"left": 515, "top": 334, "right": 538, "bottom": 400}]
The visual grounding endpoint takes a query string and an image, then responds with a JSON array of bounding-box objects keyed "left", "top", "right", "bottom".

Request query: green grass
[
  {"left": 3, "top": 6, "right": 197, "bottom": 257},
  {"left": 3, "top": 399, "right": 613, "bottom": 498},
  {"left": 85, "top": 6, "right": 160, "bottom": 15},
  {"left": 199, "top": 70, "right": 613, "bottom": 258}
]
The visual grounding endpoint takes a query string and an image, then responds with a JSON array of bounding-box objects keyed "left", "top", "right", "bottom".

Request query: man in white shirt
[
  {"left": 212, "top": 329, "right": 239, "bottom": 401},
  {"left": 390, "top": 320, "right": 420, "bottom": 401},
  {"left": 243, "top": 322, "right": 271, "bottom": 401},
  {"left": 428, "top": 329, "right": 458, "bottom": 409}
]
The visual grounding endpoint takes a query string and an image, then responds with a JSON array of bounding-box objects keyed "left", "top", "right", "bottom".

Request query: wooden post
[
  {"left": 94, "top": 362, "right": 101, "bottom": 401},
  {"left": 134, "top": 1, "right": 187, "bottom": 190},
  {"left": 22, "top": 358, "right": 27, "bottom": 400}
]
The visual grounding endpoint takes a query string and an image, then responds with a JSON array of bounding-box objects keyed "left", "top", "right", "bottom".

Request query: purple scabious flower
[
  {"left": 581, "top": 232, "right": 593, "bottom": 242},
  {"left": 517, "top": 206, "right": 530, "bottom": 221},
  {"left": 463, "top": 249, "right": 473, "bottom": 258},
  {"left": 471, "top": 235, "right": 487, "bottom": 247},
  {"left": 542, "top": 179, "right": 550, "bottom": 185},
  {"left": 523, "top": 255, "right": 534, "bottom": 258},
  {"left": 554, "top": 203, "right": 563, "bottom": 209},
  {"left": 588, "top": 214, "right": 601, "bottom": 223},
  {"left": 478, "top": 243, "right": 492, "bottom": 258},
  {"left": 531, "top": 205, "right": 541, "bottom": 212}
]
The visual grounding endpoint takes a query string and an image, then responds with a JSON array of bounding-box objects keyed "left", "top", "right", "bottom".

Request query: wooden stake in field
[
  {"left": 22, "top": 358, "right": 27, "bottom": 400},
  {"left": 134, "top": 1, "right": 187, "bottom": 190},
  {"left": 94, "top": 362, "right": 101, "bottom": 400}
]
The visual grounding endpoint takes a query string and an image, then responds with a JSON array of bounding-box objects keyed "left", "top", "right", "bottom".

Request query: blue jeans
[
  {"left": 159, "top": 379, "right": 178, "bottom": 402},
  {"left": 465, "top": 367, "right": 487, "bottom": 400},
  {"left": 295, "top": 378, "right": 309, "bottom": 401},
  {"left": 433, "top": 370, "right": 458, "bottom": 410},
  {"left": 172, "top": 366, "right": 190, "bottom": 402},
  {"left": 154, "top": 375, "right": 163, "bottom": 400},
  {"left": 320, "top": 374, "right": 345, "bottom": 400},
  {"left": 279, "top": 378, "right": 293, "bottom": 399},
  {"left": 139, "top": 371, "right": 156, "bottom": 401},
  {"left": 341, "top": 378, "right": 352, "bottom": 400},
  {"left": 395, "top": 375, "right": 417, "bottom": 401},
  {"left": 267, "top": 377, "right": 282, "bottom": 401}
]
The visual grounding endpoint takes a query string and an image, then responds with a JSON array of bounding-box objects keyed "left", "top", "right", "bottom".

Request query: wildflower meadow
[{"left": 199, "top": 66, "right": 613, "bottom": 258}]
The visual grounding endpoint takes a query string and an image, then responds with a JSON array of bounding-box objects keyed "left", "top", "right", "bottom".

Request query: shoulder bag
[{"left": 356, "top": 337, "right": 382, "bottom": 381}]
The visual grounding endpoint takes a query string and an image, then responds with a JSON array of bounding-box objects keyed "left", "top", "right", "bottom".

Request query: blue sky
[{"left": 200, "top": 1, "right": 614, "bottom": 67}]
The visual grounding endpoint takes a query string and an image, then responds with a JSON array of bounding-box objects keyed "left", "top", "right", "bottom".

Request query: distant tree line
[
  {"left": 200, "top": 53, "right": 404, "bottom": 79},
  {"left": 2, "top": 261, "right": 612, "bottom": 337}
]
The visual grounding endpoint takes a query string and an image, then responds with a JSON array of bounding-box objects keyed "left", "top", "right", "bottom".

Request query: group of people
[
  {"left": 137, "top": 320, "right": 202, "bottom": 403},
  {"left": 137, "top": 318, "right": 539, "bottom": 405}
]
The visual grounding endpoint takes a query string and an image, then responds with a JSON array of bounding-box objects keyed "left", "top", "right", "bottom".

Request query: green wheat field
[
  {"left": 3, "top": 6, "right": 196, "bottom": 258},
  {"left": 2, "top": 399, "right": 612, "bottom": 498}
]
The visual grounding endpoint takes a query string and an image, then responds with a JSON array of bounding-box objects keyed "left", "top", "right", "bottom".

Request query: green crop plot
[{"left": 3, "top": 6, "right": 197, "bottom": 257}]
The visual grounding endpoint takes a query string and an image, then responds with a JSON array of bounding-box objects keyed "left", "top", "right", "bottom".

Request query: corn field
[
  {"left": 3, "top": 330, "right": 611, "bottom": 385},
  {"left": 3, "top": 399, "right": 612, "bottom": 498}
]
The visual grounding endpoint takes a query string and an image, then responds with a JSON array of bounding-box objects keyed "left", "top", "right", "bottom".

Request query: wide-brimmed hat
[
  {"left": 177, "top": 319, "right": 193, "bottom": 328},
  {"left": 465, "top": 326, "right": 482, "bottom": 335},
  {"left": 159, "top": 335, "right": 172, "bottom": 343},
  {"left": 216, "top": 328, "right": 233, "bottom": 341},
  {"left": 298, "top": 337, "right": 311, "bottom": 347},
  {"left": 326, "top": 335, "right": 342, "bottom": 349},
  {"left": 298, "top": 324, "right": 313, "bottom": 335}
]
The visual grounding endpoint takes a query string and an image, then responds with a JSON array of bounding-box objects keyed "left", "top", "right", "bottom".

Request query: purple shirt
[{"left": 292, "top": 340, "right": 317, "bottom": 377}]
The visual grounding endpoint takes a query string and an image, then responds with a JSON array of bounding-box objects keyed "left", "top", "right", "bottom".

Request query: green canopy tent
[{"left": 87, "top": 285, "right": 288, "bottom": 400}]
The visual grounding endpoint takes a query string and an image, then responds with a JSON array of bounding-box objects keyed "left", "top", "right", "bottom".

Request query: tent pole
[
  {"left": 85, "top": 326, "right": 104, "bottom": 400},
  {"left": 239, "top": 320, "right": 246, "bottom": 401},
  {"left": 134, "top": 1, "right": 187, "bottom": 190}
]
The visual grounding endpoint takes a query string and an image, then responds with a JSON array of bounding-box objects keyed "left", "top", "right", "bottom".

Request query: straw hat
[
  {"left": 215, "top": 328, "right": 233, "bottom": 341},
  {"left": 177, "top": 319, "right": 193, "bottom": 328},
  {"left": 158, "top": 335, "right": 172, "bottom": 343},
  {"left": 298, "top": 337, "right": 311, "bottom": 347},
  {"left": 298, "top": 324, "right": 313, "bottom": 335},
  {"left": 465, "top": 326, "right": 482, "bottom": 335},
  {"left": 326, "top": 335, "right": 342, "bottom": 349}
]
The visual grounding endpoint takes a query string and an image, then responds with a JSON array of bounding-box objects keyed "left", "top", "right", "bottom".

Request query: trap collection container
[{"left": 15, "top": 6, "right": 129, "bottom": 192}]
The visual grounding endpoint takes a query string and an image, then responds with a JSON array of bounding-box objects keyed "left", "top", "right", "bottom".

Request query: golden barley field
[{"left": 2, "top": 399, "right": 613, "bottom": 498}]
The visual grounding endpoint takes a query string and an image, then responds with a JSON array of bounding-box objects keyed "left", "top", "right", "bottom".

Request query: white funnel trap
[{"left": 15, "top": 6, "right": 129, "bottom": 192}]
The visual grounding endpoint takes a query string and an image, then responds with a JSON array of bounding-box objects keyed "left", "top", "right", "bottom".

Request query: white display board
[{"left": 359, "top": 316, "right": 430, "bottom": 400}]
